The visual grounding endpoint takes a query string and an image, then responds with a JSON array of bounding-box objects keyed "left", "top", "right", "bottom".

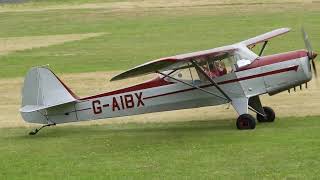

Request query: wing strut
[
  {"left": 157, "top": 71, "right": 228, "bottom": 101},
  {"left": 190, "top": 60, "right": 232, "bottom": 102},
  {"left": 259, "top": 41, "right": 268, "bottom": 56}
]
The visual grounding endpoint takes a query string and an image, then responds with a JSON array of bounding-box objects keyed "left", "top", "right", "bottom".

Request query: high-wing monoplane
[{"left": 20, "top": 28, "right": 318, "bottom": 135}]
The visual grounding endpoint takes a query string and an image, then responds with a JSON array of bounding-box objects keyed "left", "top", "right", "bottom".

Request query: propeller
[{"left": 302, "top": 27, "right": 318, "bottom": 77}]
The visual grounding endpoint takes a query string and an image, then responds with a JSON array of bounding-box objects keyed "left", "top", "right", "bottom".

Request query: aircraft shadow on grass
[{"left": 17, "top": 119, "right": 238, "bottom": 138}]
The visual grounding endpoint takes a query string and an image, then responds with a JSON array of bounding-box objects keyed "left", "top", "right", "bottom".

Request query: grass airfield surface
[
  {"left": 1, "top": 117, "right": 320, "bottom": 179},
  {"left": 1, "top": 0, "right": 320, "bottom": 179}
]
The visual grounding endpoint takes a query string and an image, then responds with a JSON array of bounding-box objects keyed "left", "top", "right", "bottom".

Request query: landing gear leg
[
  {"left": 257, "top": 106, "right": 275, "bottom": 123},
  {"left": 29, "top": 123, "right": 56, "bottom": 135},
  {"left": 236, "top": 114, "right": 256, "bottom": 130}
]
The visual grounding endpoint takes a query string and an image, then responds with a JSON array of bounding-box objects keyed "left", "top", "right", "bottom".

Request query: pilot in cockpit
[
  {"left": 215, "top": 61, "right": 227, "bottom": 76},
  {"left": 207, "top": 61, "right": 227, "bottom": 78}
]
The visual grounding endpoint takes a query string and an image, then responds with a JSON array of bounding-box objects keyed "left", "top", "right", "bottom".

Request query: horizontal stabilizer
[
  {"left": 20, "top": 105, "right": 49, "bottom": 113},
  {"left": 20, "top": 101, "right": 75, "bottom": 113}
]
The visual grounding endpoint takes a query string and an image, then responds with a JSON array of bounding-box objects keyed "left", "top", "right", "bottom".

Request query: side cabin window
[
  {"left": 163, "top": 63, "right": 203, "bottom": 85},
  {"left": 171, "top": 68, "right": 192, "bottom": 81},
  {"left": 170, "top": 66, "right": 201, "bottom": 84}
]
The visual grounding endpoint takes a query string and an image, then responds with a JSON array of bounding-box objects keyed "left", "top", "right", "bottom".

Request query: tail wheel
[
  {"left": 236, "top": 114, "right": 256, "bottom": 130},
  {"left": 257, "top": 106, "right": 275, "bottom": 122}
]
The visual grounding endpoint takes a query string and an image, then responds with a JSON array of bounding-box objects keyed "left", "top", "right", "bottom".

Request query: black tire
[
  {"left": 236, "top": 114, "right": 256, "bottom": 130},
  {"left": 257, "top": 106, "right": 275, "bottom": 122}
]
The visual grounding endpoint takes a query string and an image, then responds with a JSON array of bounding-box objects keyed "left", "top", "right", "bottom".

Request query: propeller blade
[
  {"left": 302, "top": 27, "right": 317, "bottom": 78},
  {"left": 302, "top": 27, "right": 313, "bottom": 57},
  {"left": 312, "top": 58, "right": 317, "bottom": 77}
]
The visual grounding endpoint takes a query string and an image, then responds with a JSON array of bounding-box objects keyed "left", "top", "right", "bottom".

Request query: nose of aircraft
[
  {"left": 312, "top": 52, "right": 318, "bottom": 59},
  {"left": 309, "top": 51, "right": 318, "bottom": 77}
]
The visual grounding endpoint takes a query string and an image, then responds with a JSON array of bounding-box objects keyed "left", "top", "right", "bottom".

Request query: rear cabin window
[{"left": 171, "top": 65, "right": 201, "bottom": 83}]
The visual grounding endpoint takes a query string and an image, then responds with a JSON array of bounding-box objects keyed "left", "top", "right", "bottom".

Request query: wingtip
[
  {"left": 109, "top": 76, "right": 118, "bottom": 82},
  {"left": 278, "top": 27, "right": 291, "bottom": 32},
  {"left": 109, "top": 74, "right": 123, "bottom": 82}
]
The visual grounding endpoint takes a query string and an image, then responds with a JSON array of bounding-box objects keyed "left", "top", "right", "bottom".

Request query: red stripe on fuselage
[
  {"left": 80, "top": 77, "right": 174, "bottom": 100},
  {"left": 219, "top": 65, "right": 298, "bottom": 85},
  {"left": 143, "top": 65, "right": 298, "bottom": 100},
  {"left": 237, "top": 50, "right": 307, "bottom": 72}
]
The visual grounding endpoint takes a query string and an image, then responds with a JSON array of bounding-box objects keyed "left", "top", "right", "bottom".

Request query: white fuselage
[{"left": 38, "top": 50, "right": 311, "bottom": 125}]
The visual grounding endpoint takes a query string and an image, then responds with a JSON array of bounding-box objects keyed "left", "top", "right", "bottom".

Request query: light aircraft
[{"left": 20, "top": 28, "right": 318, "bottom": 135}]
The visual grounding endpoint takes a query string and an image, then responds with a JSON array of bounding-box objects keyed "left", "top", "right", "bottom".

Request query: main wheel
[
  {"left": 236, "top": 114, "right": 256, "bottom": 130},
  {"left": 257, "top": 106, "right": 275, "bottom": 122}
]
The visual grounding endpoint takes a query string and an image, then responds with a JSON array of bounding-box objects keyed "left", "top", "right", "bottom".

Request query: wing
[
  {"left": 240, "top": 28, "right": 290, "bottom": 47},
  {"left": 111, "top": 28, "right": 291, "bottom": 81},
  {"left": 110, "top": 45, "right": 237, "bottom": 81}
]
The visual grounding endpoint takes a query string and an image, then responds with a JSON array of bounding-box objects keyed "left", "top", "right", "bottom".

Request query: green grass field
[
  {"left": 0, "top": 1, "right": 319, "bottom": 78},
  {"left": 1, "top": 0, "right": 320, "bottom": 179},
  {"left": 1, "top": 116, "right": 320, "bottom": 179}
]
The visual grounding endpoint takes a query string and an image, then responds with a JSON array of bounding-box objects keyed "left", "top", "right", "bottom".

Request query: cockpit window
[
  {"left": 197, "top": 53, "right": 235, "bottom": 80},
  {"left": 203, "top": 60, "right": 228, "bottom": 79},
  {"left": 163, "top": 45, "right": 259, "bottom": 82}
]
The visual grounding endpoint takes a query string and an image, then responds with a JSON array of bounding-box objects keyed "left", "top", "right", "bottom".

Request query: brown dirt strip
[
  {"left": 1, "top": 70, "right": 319, "bottom": 128},
  {"left": 0, "top": 0, "right": 315, "bottom": 13},
  {"left": 0, "top": 33, "right": 106, "bottom": 55}
]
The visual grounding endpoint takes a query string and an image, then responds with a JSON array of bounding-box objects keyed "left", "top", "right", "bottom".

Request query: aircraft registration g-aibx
[{"left": 20, "top": 28, "right": 318, "bottom": 135}]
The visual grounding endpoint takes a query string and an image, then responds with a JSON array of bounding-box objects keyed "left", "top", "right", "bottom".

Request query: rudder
[{"left": 20, "top": 67, "right": 78, "bottom": 124}]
